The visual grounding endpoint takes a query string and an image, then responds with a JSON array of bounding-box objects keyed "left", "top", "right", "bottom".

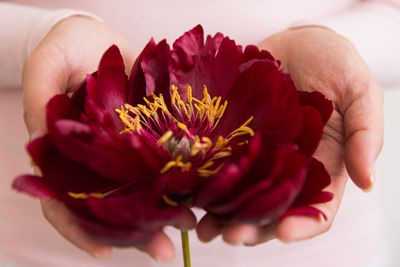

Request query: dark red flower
[{"left": 13, "top": 25, "right": 333, "bottom": 244}]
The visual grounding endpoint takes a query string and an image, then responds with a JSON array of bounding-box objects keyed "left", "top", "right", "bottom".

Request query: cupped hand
[
  {"left": 23, "top": 16, "right": 194, "bottom": 262},
  {"left": 196, "top": 26, "right": 383, "bottom": 245}
]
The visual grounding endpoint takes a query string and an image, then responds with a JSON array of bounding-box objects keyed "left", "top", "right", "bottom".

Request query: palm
[
  {"left": 262, "top": 26, "right": 381, "bottom": 241},
  {"left": 197, "top": 26, "right": 382, "bottom": 245}
]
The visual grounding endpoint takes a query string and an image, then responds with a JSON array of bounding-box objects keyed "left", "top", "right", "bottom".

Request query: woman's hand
[
  {"left": 196, "top": 26, "right": 383, "bottom": 245},
  {"left": 22, "top": 16, "right": 189, "bottom": 262}
]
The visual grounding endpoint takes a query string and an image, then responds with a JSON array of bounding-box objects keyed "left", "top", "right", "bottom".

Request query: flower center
[
  {"left": 67, "top": 85, "right": 254, "bottom": 200},
  {"left": 115, "top": 85, "right": 254, "bottom": 176}
]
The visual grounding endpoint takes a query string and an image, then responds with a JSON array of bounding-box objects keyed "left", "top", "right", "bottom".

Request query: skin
[{"left": 22, "top": 16, "right": 383, "bottom": 262}]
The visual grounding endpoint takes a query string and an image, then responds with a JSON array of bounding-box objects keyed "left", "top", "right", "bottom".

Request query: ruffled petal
[
  {"left": 48, "top": 119, "right": 169, "bottom": 183},
  {"left": 27, "top": 135, "right": 115, "bottom": 195},
  {"left": 141, "top": 40, "right": 171, "bottom": 99},
  {"left": 240, "top": 44, "right": 275, "bottom": 63},
  {"left": 202, "top": 145, "right": 308, "bottom": 225},
  {"left": 170, "top": 25, "right": 241, "bottom": 100},
  {"left": 194, "top": 133, "right": 262, "bottom": 207}
]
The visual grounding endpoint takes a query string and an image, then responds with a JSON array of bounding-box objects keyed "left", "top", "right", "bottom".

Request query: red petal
[
  {"left": 164, "top": 169, "right": 201, "bottom": 196},
  {"left": 85, "top": 176, "right": 186, "bottom": 231},
  {"left": 170, "top": 25, "right": 241, "bottom": 100},
  {"left": 241, "top": 45, "right": 275, "bottom": 63},
  {"left": 46, "top": 94, "right": 80, "bottom": 126},
  {"left": 76, "top": 216, "right": 156, "bottom": 247},
  {"left": 212, "top": 60, "right": 299, "bottom": 141},
  {"left": 26, "top": 135, "right": 114, "bottom": 195},
  {"left": 87, "top": 46, "right": 127, "bottom": 129},
  {"left": 299, "top": 91, "right": 333, "bottom": 125},
  {"left": 293, "top": 158, "right": 332, "bottom": 205},
  {"left": 309, "top": 191, "right": 334, "bottom": 204},
  {"left": 49, "top": 119, "right": 168, "bottom": 183},
  {"left": 12, "top": 175, "right": 56, "bottom": 198},
  {"left": 194, "top": 163, "right": 242, "bottom": 207},
  {"left": 280, "top": 205, "right": 328, "bottom": 221},
  {"left": 98, "top": 45, "right": 125, "bottom": 71},
  {"left": 230, "top": 150, "right": 308, "bottom": 225},
  {"left": 296, "top": 106, "right": 324, "bottom": 156},
  {"left": 141, "top": 39, "right": 171, "bottom": 98},
  {"left": 203, "top": 145, "right": 308, "bottom": 225},
  {"left": 127, "top": 50, "right": 146, "bottom": 105}
]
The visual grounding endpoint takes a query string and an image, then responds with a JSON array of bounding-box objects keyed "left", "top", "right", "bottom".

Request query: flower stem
[{"left": 180, "top": 230, "right": 191, "bottom": 267}]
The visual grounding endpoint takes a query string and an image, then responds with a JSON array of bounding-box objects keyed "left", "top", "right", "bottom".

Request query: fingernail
[
  {"left": 29, "top": 131, "right": 42, "bottom": 142},
  {"left": 93, "top": 249, "right": 112, "bottom": 259},
  {"left": 363, "top": 170, "right": 375, "bottom": 193},
  {"left": 154, "top": 255, "right": 174, "bottom": 263},
  {"left": 232, "top": 240, "right": 244, "bottom": 246}
]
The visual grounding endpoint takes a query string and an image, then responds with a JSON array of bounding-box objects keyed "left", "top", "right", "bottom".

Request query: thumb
[
  {"left": 22, "top": 45, "right": 69, "bottom": 140},
  {"left": 342, "top": 73, "right": 383, "bottom": 191}
]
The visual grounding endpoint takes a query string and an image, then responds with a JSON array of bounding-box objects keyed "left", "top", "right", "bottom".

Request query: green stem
[{"left": 180, "top": 230, "right": 191, "bottom": 267}]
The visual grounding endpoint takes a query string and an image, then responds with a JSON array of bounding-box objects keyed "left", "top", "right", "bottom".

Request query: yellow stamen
[
  {"left": 157, "top": 130, "right": 173, "bottom": 146},
  {"left": 238, "top": 140, "right": 249, "bottom": 146},
  {"left": 160, "top": 160, "right": 178, "bottom": 174},
  {"left": 172, "top": 85, "right": 178, "bottom": 106},
  {"left": 162, "top": 194, "right": 178, "bottom": 206},
  {"left": 201, "top": 137, "right": 212, "bottom": 147},
  {"left": 199, "top": 160, "right": 214, "bottom": 170},
  {"left": 213, "top": 97, "right": 221, "bottom": 115},
  {"left": 177, "top": 122, "right": 188, "bottom": 131},
  {"left": 231, "top": 126, "right": 254, "bottom": 138},
  {"left": 160, "top": 155, "right": 191, "bottom": 174},
  {"left": 228, "top": 116, "right": 255, "bottom": 139},
  {"left": 198, "top": 163, "right": 224, "bottom": 177},
  {"left": 143, "top": 97, "right": 152, "bottom": 107},
  {"left": 203, "top": 85, "right": 210, "bottom": 101},
  {"left": 215, "top": 136, "right": 229, "bottom": 149},
  {"left": 210, "top": 151, "right": 232, "bottom": 160},
  {"left": 242, "top": 116, "right": 254, "bottom": 128},
  {"left": 139, "top": 106, "right": 151, "bottom": 117},
  {"left": 68, "top": 192, "right": 104, "bottom": 199},
  {"left": 217, "top": 100, "right": 228, "bottom": 119},
  {"left": 116, "top": 84, "right": 255, "bottom": 179},
  {"left": 187, "top": 86, "right": 193, "bottom": 103}
]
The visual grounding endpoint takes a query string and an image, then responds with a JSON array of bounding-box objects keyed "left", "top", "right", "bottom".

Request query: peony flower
[{"left": 13, "top": 25, "right": 333, "bottom": 246}]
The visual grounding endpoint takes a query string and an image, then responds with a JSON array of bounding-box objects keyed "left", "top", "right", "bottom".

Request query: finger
[
  {"left": 22, "top": 45, "right": 69, "bottom": 139},
  {"left": 138, "top": 231, "right": 176, "bottom": 263},
  {"left": 221, "top": 223, "right": 276, "bottom": 246},
  {"left": 40, "top": 198, "right": 113, "bottom": 259},
  {"left": 223, "top": 223, "right": 276, "bottom": 246},
  {"left": 276, "top": 172, "right": 347, "bottom": 242},
  {"left": 171, "top": 207, "right": 197, "bottom": 231},
  {"left": 196, "top": 214, "right": 222, "bottom": 242},
  {"left": 341, "top": 74, "right": 383, "bottom": 191}
]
